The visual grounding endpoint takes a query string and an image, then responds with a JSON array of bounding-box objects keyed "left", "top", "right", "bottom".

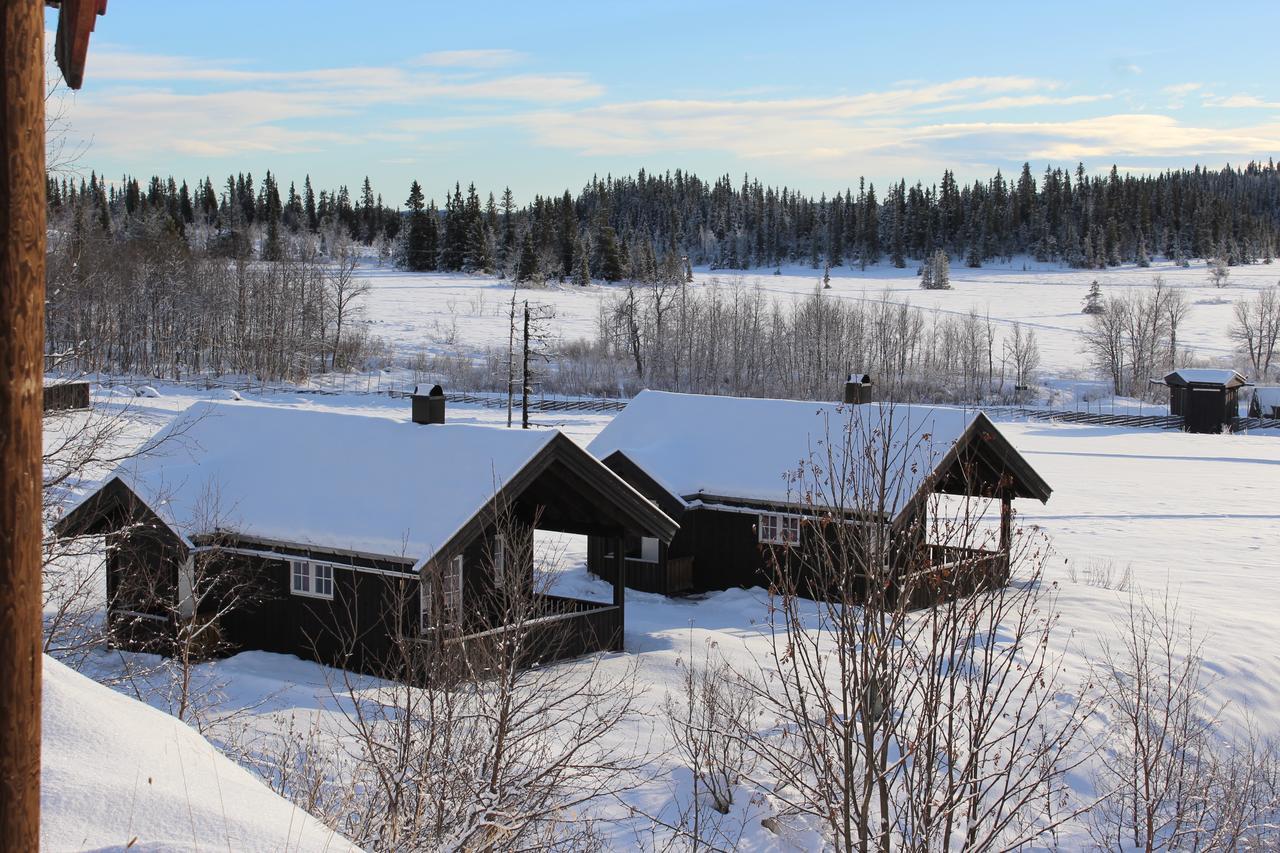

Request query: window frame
[
  {"left": 290, "top": 560, "right": 334, "bottom": 600},
  {"left": 493, "top": 534, "right": 506, "bottom": 586},
  {"left": 759, "top": 513, "right": 801, "bottom": 546},
  {"left": 422, "top": 554, "right": 464, "bottom": 632}
]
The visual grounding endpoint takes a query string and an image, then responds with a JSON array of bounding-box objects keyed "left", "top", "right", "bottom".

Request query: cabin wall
[
  {"left": 217, "top": 554, "right": 417, "bottom": 674},
  {"left": 105, "top": 523, "right": 186, "bottom": 653}
]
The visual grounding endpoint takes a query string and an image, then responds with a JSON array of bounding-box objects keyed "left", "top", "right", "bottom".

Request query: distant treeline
[{"left": 48, "top": 161, "right": 1280, "bottom": 282}]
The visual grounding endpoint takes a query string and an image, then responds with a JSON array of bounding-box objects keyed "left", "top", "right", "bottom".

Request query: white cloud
[
  {"left": 1204, "top": 93, "right": 1280, "bottom": 109},
  {"left": 412, "top": 49, "right": 525, "bottom": 68},
  {"left": 1162, "top": 82, "right": 1203, "bottom": 96}
]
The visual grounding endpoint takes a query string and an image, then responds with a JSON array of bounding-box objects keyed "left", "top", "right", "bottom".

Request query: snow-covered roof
[
  {"left": 70, "top": 401, "right": 557, "bottom": 566},
  {"left": 588, "top": 390, "right": 1023, "bottom": 517},
  {"left": 1163, "top": 368, "right": 1247, "bottom": 388}
]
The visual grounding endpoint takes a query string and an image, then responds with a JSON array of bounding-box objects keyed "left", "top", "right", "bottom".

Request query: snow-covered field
[
  {"left": 356, "top": 256, "right": 1280, "bottom": 379},
  {"left": 42, "top": 384, "right": 1280, "bottom": 849}
]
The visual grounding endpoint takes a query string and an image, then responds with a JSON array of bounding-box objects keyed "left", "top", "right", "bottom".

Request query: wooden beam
[
  {"left": 611, "top": 536, "right": 625, "bottom": 651},
  {"left": 1, "top": 3, "right": 47, "bottom": 849}
]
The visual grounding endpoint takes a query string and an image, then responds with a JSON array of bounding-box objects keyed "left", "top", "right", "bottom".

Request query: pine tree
[
  {"left": 1082, "top": 280, "right": 1105, "bottom": 314},
  {"left": 573, "top": 240, "right": 591, "bottom": 286},
  {"left": 515, "top": 230, "right": 539, "bottom": 283},
  {"left": 403, "top": 180, "right": 433, "bottom": 272},
  {"left": 595, "top": 222, "right": 623, "bottom": 282}
]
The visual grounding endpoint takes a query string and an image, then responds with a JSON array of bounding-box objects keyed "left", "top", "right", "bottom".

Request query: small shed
[
  {"left": 43, "top": 380, "right": 90, "bottom": 412},
  {"left": 1249, "top": 386, "right": 1280, "bottom": 419},
  {"left": 1161, "top": 369, "right": 1247, "bottom": 433},
  {"left": 843, "top": 372, "right": 874, "bottom": 404}
]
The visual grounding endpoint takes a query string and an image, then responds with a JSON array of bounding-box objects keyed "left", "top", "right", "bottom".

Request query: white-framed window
[
  {"left": 493, "top": 534, "right": 506, "bottom": 586},
  {"left": 759, "top": 513, "right": 801, "bottom": 546},
  {"left": 422, "top": 555, "right": 463, "bottom": 631},
  {"left": 290, "top": 560, "right": 334, "bottom": 600}
]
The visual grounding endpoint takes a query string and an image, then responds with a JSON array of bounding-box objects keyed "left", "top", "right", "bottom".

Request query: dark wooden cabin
[
  {"left": 585, "top": 391, "right": 1051, "bottom": 600},
  {"left": 54, "top": 395, "right": 677, "bottom": 677},
  {"left": 1161, "top": 369, "right": 1247, "bottom": 433}
]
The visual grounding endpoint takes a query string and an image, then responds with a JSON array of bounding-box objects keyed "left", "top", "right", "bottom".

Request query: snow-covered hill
[{"left": 41, "top": 654, "right": 355, "bottom": 853}]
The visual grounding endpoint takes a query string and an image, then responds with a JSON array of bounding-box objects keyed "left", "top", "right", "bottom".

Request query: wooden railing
[
  {"left": 903, "top": 544, "right": 1010, "bottom": 610},
  {"left": 441, "top": 596, "right": 622, "bottom": 675}
]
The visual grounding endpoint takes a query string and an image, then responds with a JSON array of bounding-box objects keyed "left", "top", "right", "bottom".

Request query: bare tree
[
  {"left": 327, "top": 248, "right": 371, "bottom": 372},
  {"left": 292, "top": 502, "right": 647, "bottom": 850},
  {"left": 1207, "top": 259, "right": 1231, "bottom": 289},
  {"left": 1229, "top": 286, "right": 1280, "bottom": 380},
  {"left": 732, "top": 407, "right": 1091, "bottom": 850},
  {"left": 1004, "top": 321, "right": 1042, "bottom": 389}
]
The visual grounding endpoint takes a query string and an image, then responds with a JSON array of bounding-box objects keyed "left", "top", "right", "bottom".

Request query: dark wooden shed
[
  {"left": 843, "top": 372, "right": 874, "bottom": 404},
  {"left": 1161, "top": 369, "right": 1247, "bottom": 433}
]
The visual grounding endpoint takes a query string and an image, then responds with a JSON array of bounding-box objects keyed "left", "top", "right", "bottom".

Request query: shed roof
[
  {"left": 1163, "top": 368, "right": 1248, "bottom": 388},
  {"left": 58, "top": 401, "right": 673, "bottom": 568},
  {"left": 588, "top": 390, "right": 1050, "bottom": 519}
]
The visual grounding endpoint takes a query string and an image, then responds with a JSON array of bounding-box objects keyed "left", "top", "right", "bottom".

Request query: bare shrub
[{"left": 1091, "top": 592, "right": 1280, "bottom": 850}]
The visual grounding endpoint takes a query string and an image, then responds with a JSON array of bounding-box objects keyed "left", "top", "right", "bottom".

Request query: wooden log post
[
  {"left": 1, "top": 4, "right": 47, "bottom": 849},
  {"left": 611, "top": 534, "right": 625, "bottom": 651},
  {"left": 998, "top": 494, "right": 1013, "bottom": 583}
]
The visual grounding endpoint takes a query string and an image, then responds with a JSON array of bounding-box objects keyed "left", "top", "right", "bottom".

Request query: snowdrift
[{"left": 40, "top": 655, "right": 355, "bottom": 852}]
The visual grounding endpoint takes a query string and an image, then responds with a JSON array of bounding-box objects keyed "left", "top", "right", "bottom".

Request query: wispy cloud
[
  {"left": 412, "top": 49, "right": 525, "bottom": 68},
  {"left": 1204, "top": 93, "right": 1280, "bottom": 109}
]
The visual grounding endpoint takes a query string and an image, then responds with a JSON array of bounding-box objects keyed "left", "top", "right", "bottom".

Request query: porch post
[
  {"left": 999, "top": 495, "right": 1012, "bottom": 553},
  {"left": 999, "top": 495, "right": 1013, "bottom": 582},
  {"left": 611, "top": 534, "right": 625, "bottom": 651}
]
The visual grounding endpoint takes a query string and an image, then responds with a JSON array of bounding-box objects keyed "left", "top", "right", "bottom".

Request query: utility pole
[
  {"left": 521, "top": 300, "right": 530, "bottom": 429},
  {"left": 3, "top": 4, "right": 103, "bottom": 848},
  {"left": 1, "top": 5, "right": 47, "bottom": 849}
]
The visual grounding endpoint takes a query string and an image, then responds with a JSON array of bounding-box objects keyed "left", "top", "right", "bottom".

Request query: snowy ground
[
  {"left": 354, "top": 256, "right": 1280, "bottom": 384},
  {"left": 42, "top": 384, "right": 1280, "bottom": 849}
]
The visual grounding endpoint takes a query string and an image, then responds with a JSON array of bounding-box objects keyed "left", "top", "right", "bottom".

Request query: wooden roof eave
[
  {"left": 51, "top": 475, "right": 193, "bottom": 553},
  {"left": 890, "top": 411, "right": 1052, "bottom": 530},
  {"left": 420, "top": 433, "right": 680, "bottom": 572}
]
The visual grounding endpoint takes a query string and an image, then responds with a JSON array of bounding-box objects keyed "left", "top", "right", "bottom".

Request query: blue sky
[{"left": 47, "top": 1, "right": 1280, "bottom": 204}]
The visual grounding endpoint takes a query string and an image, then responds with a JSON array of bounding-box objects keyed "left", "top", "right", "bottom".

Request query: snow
[
  {"left": 587, "top": 389, "right": 1002, "bottom": 514},
  {"left": 41, "top": 654, "right": 353, "bottom": 852},
  {"left": 354, "top": 256, "right": 1278, "bottom": 380},
  {"left": 67, "top": 399, "right": 557, "bottom": 566}
]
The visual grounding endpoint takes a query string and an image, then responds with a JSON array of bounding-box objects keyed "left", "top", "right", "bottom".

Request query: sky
[{"left": 46, "top": 0, "right": 1280, "bottom": 205}]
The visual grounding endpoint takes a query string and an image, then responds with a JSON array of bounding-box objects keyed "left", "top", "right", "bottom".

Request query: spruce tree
[
  {"left": 515, "top": 230, "right": 539, "bottom": 283},
  {"left": 403, "top": 180, "right": 433, "bottom": 272}
]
